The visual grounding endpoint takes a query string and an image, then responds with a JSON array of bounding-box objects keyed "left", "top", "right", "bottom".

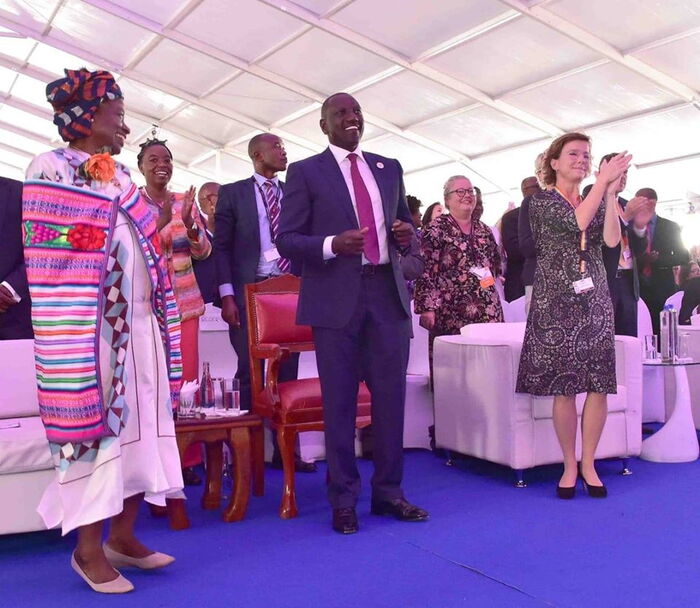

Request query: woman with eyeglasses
[{"left": 414, "top": 175, "right": 504, "bottom": 378}]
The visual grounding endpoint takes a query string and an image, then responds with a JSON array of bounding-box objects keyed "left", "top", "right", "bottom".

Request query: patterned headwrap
[{"left": 46, "top": 68, "right": 123, "bottom": 142}]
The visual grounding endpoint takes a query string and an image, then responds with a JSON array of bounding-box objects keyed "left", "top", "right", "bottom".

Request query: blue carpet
[{"left": 2, "top": 451, "right": 699, "bottom": 607}]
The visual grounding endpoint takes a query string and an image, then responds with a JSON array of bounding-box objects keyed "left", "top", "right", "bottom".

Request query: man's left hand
[
  {"left": 391, "top": 220, "right": 413, "bottom": 248},
  {"left": 0, "top": 285, "right": 16, "bottom": 313}
]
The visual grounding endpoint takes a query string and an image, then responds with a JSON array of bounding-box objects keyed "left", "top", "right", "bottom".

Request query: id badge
[
  {"left": 622, "top": 248, "right": 632, "bottom": 260},
  {"left": 263, "top": 247, "right": 281, "bottom": 262},
  {"left": 470, "top": 266, "right": 495, "bottom": 289},
  {"left": 573, "top": 276, "right": 594, "bottom": 294}
]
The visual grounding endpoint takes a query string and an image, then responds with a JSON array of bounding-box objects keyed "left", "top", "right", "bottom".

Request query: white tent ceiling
[{"left": 0, "top": 0, "right": 699, "bottom": 234}]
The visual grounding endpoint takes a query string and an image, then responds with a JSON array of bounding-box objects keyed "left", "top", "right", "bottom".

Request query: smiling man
[{"left": 277, "top": 93, "right": 428, "bottom": 534}]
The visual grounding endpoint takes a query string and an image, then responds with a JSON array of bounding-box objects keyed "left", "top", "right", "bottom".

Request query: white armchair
[
  {"left": 432, "top": 322, "right": 642, "bottom": 486},
  {"left": 0, "top": 340, "right": 54, "bottom": 534}
]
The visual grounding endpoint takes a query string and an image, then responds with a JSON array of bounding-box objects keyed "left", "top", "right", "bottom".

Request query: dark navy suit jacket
[
  {"left": 213, "top": 176, "right": 296, "bottom": 307},
  {"left": 0, "top": 177, "right": 32, "bottom": 339},
  {"left": 277, "top": 148, "right": 412, "bottom": 329}
]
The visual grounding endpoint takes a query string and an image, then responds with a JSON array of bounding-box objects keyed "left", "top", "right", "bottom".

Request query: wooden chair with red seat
[{"left": 245, "top": 274, "right": 372, "bottom": 519}]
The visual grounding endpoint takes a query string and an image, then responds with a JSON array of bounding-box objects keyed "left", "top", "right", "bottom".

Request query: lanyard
[
  {"left": 254, "top": 180, "right": 281, "bottom": 242},
  {"left": 555, "top": 187, "right": 588, "bottom": 275}
]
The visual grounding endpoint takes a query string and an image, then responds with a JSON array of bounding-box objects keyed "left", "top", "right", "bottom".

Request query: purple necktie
[
  {"left": 263, "top": 180, "right": 290, "bottom": 273},
  {"left": 347, "top": 153, "right": 380, "bottom": 265}
]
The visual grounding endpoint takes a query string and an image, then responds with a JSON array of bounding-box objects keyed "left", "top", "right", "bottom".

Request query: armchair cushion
[
  {"left": 0, "top": 416, "right": 53, "bottom": 475},
  {"left": 256, "top": 378, "right": 371, "bottom": 424}
]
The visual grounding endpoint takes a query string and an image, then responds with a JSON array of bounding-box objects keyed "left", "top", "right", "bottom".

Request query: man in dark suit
[
  {"left": 582, "top": 155, "right": 648, "bottom": 337},
  {"left": 517, "top": 154, "right": 545, "bottom": 313},
  {"left": 213, "top": 134, "right": 313, "bottom": 472},
  {"left": 631, "top": 187, "right": 690, "bottom": 335},
  {"left": 192, "top": 181, "right": 220, "bottom": 305},
  {"left": 277, "top": 92, "right": 428, "bottom": 534},
  {"left": 0, "top": 176, "right": 32, "bottom": 340},
  {"left": 501, "top": 176, "right": 540, "bottom": 302}
]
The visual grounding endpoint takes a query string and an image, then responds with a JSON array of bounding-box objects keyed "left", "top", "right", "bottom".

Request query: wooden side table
[{"left": 166, "top": 413, "right": 264, "bottom": 530}]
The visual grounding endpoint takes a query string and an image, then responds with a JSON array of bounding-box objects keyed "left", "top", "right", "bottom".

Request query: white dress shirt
[
  {"left": 219, "top": 173, "right": 284, "bottom": 299},
  {"left": 322, "top": 143, "right": 389, "bottom": 265}
]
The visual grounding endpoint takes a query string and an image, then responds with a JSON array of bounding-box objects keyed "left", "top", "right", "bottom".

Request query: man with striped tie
[{"left": 213, "top": 133, "right": 315, "bottom": 472}]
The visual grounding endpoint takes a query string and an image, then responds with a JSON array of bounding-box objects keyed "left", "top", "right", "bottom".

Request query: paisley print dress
[{"left": 516, "top": 189, "right": 616, "bottom": 396}]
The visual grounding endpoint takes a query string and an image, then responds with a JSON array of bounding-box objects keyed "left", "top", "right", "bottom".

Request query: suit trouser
[
  {"left": 228, "top": 278, "right": 299, "bottom": 412},
  {"left": 312, "top": 270, "right": 411, "bottom": 509},
  {"left": 610, "top": 270, "right": 638, "bottom": 337}
]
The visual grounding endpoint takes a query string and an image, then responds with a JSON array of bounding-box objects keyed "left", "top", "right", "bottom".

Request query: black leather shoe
[
  {"left": 332, "top": 507, "right": 359, "bottom": 534},
  {"left": 271, "top": 456, "right": 318, "bottom": 473},
  {"left": 371, "top": 498, "right": 428, "bottom": 522},
  {"left": 182, "top": 467, "right": 202, "bottom": 486},
  {"left": 580, "top": 474, "right": 607, "bottom": 498},
  {"left": 556, "top": 484, "right": 576, "bottom": 499}
]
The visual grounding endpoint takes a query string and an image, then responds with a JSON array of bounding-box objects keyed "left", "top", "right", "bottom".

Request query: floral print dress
[{"left": 414, "top": 214, "right": 504, "bottom": 335}]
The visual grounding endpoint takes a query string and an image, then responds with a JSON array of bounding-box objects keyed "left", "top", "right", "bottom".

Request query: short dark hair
[
  {"left": 636, "top": 187, "right": 658, "bottom": 200},
  {"left": 247, "top": 132, "right": 279, "bottom": 159},
  {"left": 137, "top": 137, "right": 172, "bottom": 167},
  {"left": 406, "top": 194, "right": 422, "bottom": 215},
  {"left": 321, "top": 92, "right": 345, "bottom": 119},
  {"left": 541, "top": 132, "right": 591, "bottom": 187}
]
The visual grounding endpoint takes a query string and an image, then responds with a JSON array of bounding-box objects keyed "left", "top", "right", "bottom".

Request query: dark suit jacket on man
[
  {"left": 213, "top": 177, "right": 298, "bottom": 409},
  {"left": 638, "top": 215, "right": 690, "bottom": 333},
  {"left": 501, "top": 206, "right": 524, "bottom": 302},
  {"left": 517, "top": 194, "right": 536, "bottom": 287},
  {"left": 0, "top": 177, "right": 32, "bottom": 340},
  {"left": 192, "top": 226, "right": 217, "bottom": 305},
  {"left": 277, "top": 147, "right": 412, "bottom": 508},
  {"left": 277, "top": 149, "right": 412, "bottom": 328}
]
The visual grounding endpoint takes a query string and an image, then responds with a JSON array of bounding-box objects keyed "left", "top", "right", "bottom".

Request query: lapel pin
[{"left": 376, "top": 162, "right": 384, "bottom": 169}]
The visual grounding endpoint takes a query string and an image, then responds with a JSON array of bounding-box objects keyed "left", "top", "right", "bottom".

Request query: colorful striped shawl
[{"left": 23, "top": 179, "right": 182, "bottom": 444}]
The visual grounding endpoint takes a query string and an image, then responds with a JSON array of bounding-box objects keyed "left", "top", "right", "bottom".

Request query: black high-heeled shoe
[
  {"left": 556, "top": 484, "right": 576, "bottom": 499},
  {"left": 580, "top": 472, "right": 607, "bottom": 498}
]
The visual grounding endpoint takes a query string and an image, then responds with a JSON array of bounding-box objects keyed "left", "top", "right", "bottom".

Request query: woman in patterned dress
[
  {"left": 24, "top": 69, "right": 184, "bottom": 592},
  {"left": 516, "top": 133, "right": 631, "bottom": 498},
  {"left": 414, "top": 175, "right": 504, "bottom": 378},
  {"left": 137, "top": 138, "right": 211, "bottom": 486}
]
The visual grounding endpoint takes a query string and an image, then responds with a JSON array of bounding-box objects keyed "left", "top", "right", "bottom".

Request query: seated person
[{"left": 679, "top": 261, "right": 700, "bottom": 324}]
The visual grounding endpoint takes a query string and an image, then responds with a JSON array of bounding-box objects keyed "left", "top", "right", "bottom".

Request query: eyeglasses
[{"left": 447, "top": 188, "right": 475, "bottom": 198}]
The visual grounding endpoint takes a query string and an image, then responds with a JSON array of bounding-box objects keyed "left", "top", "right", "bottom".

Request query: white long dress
[{"left": 27, "top": 148, "right": 184, "bottom": 535}]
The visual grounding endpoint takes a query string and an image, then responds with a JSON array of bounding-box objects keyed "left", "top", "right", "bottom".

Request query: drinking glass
[
  {"left": 644, "top": 334, "right": 658, "bottom": 360},
  {"left": 178, "top": 393, "right": 196, "bottom": 419},
  {"left": 212, "top": 377, "right": 224, "bottom": 408},
  {"left": 222, "top": 378, "right": 241, "bottom": 413}
]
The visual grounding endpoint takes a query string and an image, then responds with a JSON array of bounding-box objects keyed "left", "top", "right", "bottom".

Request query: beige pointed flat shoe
[
  {"left": 103, "top": 543, "right": 175, "bottom": 570},
  {"left": 71, "top": 551, "right": 134, "bottom": 594}
]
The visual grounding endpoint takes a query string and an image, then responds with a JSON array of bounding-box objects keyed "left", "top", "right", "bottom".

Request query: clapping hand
[
  {"left": 181, "top": 186, "right": 196, "bottom": 230},
  {"left": 633, "top": 198, "right": 655, "bottom": 230},
  {"left": 598, "top": 152, "right": 632, "bottom": 194},
  {"left": 622, "top": 195, "right": 647, "bottom": 222}
]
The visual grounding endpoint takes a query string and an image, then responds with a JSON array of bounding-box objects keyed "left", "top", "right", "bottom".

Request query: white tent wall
[{"left": 0, "top": 0, "right": 698, "bottom": 246}]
